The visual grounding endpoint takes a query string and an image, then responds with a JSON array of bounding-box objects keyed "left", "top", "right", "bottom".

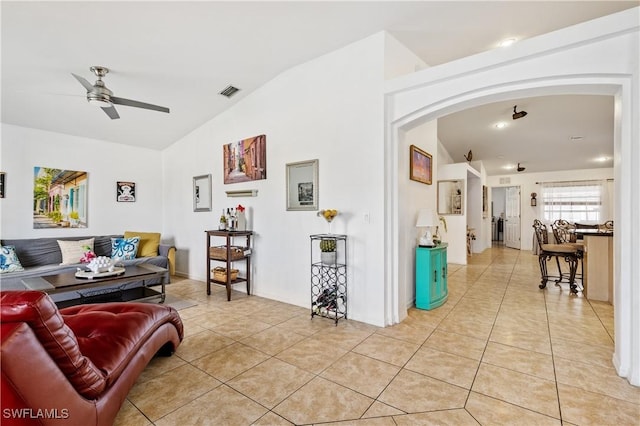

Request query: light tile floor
[{"left": 115, "top": 246, "right": 639, "bottom": 425}]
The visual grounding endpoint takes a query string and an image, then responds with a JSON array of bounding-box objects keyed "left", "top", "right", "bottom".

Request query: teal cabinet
[{"left": 415, "top": 243, "right": 448, "bottom": 310}]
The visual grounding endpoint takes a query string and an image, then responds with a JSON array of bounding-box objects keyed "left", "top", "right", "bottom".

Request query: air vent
[
  {"left": 219, "top": 85, "right": 240, "bottom": 98},
  {"left": 499, "top": 177, "right": 511, "bottom": 184}
]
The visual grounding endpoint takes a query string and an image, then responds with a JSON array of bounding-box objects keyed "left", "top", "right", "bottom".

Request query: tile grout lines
[{"left": 544, "top": 279, "right": 565, "bottom": 424}]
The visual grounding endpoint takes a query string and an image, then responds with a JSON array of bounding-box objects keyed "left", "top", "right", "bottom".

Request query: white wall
[
  {"left": 0, "top": 124, "right": 163, "bottom": 239},
  {"left": 162, "top": 32, "right": 420, "bottom": 326},
  {"left": 487, "top": 168, "right": 614, "bottom": 251},
  {"left": 398, "top": 120, "right": 438, "bottom": 309},
  {"left": 384, "top": 33, "right": 428, "bottom": 79}
]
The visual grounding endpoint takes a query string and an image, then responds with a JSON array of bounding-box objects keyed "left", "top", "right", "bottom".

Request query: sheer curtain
[{"left": 540, "top": 180, "right": 611, "bottom": 223}]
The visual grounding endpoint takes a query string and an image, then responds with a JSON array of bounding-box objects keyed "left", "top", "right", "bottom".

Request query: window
[{"left": 540, "top": 180, "right": 610, "bottom": 223}]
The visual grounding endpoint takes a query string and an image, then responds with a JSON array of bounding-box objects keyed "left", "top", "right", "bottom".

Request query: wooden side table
[{"left": 205, "top": 230, "right": 252, "bottom": 301}]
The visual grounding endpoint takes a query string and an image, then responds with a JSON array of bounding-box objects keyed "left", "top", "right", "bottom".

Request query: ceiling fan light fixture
[
  {"left": 72, "top": 66, "right": 169, "bottom": 119},
  {"left": 512, "top": 105, "right": 528, "bottom": 120},
  {"left": 87, "top": 95, "right": 112, "bottom": 108}
]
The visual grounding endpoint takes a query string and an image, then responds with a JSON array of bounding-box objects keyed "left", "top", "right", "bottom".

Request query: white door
[{"left": 504, "top": 186, "right": 521, "bottom": 249}]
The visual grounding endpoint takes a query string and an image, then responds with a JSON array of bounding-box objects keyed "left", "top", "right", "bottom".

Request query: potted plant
[
  {"left": 69, "top": 211, "right": 80, "bottom": 227},
  {"left": 320, "top": 238, "right": 336, "bottom": 265}
]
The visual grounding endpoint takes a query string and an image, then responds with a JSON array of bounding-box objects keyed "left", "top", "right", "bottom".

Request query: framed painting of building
[
  {"left": 223, "top": 134, "right": 267, "bottom": 184},
  {"left": 33, "top": 167, "right": 88, "bottom": 229}
]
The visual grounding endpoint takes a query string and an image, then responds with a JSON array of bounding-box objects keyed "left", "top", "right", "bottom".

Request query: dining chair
[
  {"left": 600, "top": 220, "right": 614, "bottom": 231},
  {"left": 533, "top": 219, "right": 581, "bottom": 294},
  {"left": 551, "top": 219, "right": 585, "bottom": 280},
  {"left": 551, "top": 219, "right": 577, "bottom": 244}
]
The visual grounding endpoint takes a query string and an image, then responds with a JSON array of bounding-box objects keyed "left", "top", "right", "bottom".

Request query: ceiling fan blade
[
  {"left": 111, "top": 96, "right": 169, "bottom": 113},
  {"left": 71, "top": 73, "right": 94, "bottom": 92},
  {"left": 101, "top": 106, "right": 120, "bottom": 120}
]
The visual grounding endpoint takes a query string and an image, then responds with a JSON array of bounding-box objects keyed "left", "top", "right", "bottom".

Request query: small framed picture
[
  {"left": 410, "top": 145, "right": 432, "bottom": 185},
  {"left": 117, "top": 181, "right": 136, "bottom": 202},
  {"left": 0, "top": 172, "right": 5, "bottom": 198},
  {"left": 193, "top": 174, "right": 212, "bottom": 212},
  {"left": 286, "top": 159, "right": 318, "bottom": 211}
]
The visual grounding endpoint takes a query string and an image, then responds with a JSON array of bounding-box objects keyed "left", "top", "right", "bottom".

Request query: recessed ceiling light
[
  {"left": 595, "top": 156, "right": 610, "bottom": 162},
  {"left": 503, "top": 164, "right": 515, "bottom": 170},
  {"left": 569, "top": 136, "right": 585, "bottom": 141},
  {"left": 497, "top": 155, "right": 504, "bottom": 159},
  {"left": 495, "top": 122, "right": 507, "bottom": 129},
  {"left": 499, "top": 38, "right": 518, "bottom": 47}
]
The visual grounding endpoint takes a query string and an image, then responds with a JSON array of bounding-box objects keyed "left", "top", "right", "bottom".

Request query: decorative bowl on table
[{"left": 87, "top": 256, "right": 115, "bottom": 274}]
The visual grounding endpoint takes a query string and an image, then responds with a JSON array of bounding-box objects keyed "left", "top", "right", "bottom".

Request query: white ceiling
[{"left": 2, "top": 1, "right": 636, "bottom": 175}]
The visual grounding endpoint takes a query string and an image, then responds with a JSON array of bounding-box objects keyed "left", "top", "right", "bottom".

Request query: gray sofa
[{"left": 0, "top": 235, "right": 175, "bottom": 301}]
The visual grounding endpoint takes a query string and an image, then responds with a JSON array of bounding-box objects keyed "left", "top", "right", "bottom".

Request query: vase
[
  {"left": 237, "top": 211, "right": 246, "bottom": 231},
  {"left": 321, "top": 251, "right": 336, "bottom": 265}
]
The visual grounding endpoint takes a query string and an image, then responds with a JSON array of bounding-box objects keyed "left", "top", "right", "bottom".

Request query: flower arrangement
[
  {"left": 236, "top": 204, "right": 245, "bottom": 213},
  {"left": 79, "top": 245, "right": 96, "bottom": 263}
]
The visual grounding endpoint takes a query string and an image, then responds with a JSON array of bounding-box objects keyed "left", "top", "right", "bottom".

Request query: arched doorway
[{"left": 384, "top": 11, "right": 638, "bottom": 385}]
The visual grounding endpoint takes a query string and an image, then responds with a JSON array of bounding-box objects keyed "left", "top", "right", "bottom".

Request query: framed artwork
[
  {"left": 0, "top": 172, "right": 5, "bottom": 198},
  {"left": 437, "top": 179, "right": 464, "bottom": 215},
  {"left": 117, "top": 181, "right": 136, "bottom": 202},
  {"left": 33, "top": 167, "right": 88, "bottom": 229},
  {"left": 223, "top": 134, "right": 267, "bottom": 184},
  {"left": 193, "top": 174, "right": 212, "bottom": 212},
  {"left": 286, "top": 159, "right": 318, "bottom": 211},
  {"left": 482, "top": 185, "right": 488, "bottom": 218},
  {"left": 410, "top": 145, "right": 432, "bottom": 185}
]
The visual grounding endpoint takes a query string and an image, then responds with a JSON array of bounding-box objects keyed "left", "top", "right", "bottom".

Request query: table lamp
[{"left": 416, "top": 209, "right": 436, "bottom": 247}]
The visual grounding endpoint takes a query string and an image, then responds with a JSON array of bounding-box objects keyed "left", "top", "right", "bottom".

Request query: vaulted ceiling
[{"left": 2, "top": 1, "right": 636, "bottom": 174}]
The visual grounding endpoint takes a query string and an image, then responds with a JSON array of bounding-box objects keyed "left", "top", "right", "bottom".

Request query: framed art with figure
[
  {"left": 117, "top": 181, "right": 136, "bottom": 202},
  {"left": 410, "top": 145, "right": 432, "bottom": 185}
]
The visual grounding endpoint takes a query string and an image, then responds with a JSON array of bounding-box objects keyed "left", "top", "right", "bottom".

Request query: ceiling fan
[{"left": 71, "top": 66, "right": 169, "bottom": 119}]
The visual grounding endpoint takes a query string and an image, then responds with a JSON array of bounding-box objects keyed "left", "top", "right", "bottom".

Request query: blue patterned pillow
[
  {"left": 0, "top": 245, "right": 25, "bottom": 273},
  {"left": 111, "top": 237, "right": 140, "bottom": 260}
]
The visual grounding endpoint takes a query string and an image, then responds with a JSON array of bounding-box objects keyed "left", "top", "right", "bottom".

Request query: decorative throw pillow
[
  {"left": 0, "top": 245, "right": 25, "bottom": 273},
  {"left": 58, "top": 238, "right": 95, "bottom": 265},
  {"left": 124, "top": 231, "right": 160, "bottom": 258},
  {"left": 111, "top": 237, "right": 140, "bottom": 260}
]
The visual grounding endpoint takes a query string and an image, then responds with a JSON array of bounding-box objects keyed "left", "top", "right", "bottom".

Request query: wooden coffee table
[{"left": 22, "top": 264, "right": 168, "bottom": 308}]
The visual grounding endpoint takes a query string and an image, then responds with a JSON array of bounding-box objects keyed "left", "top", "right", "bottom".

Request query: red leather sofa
[{"left": 1, "top": 291, "right": 183, "bottom": 426}]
